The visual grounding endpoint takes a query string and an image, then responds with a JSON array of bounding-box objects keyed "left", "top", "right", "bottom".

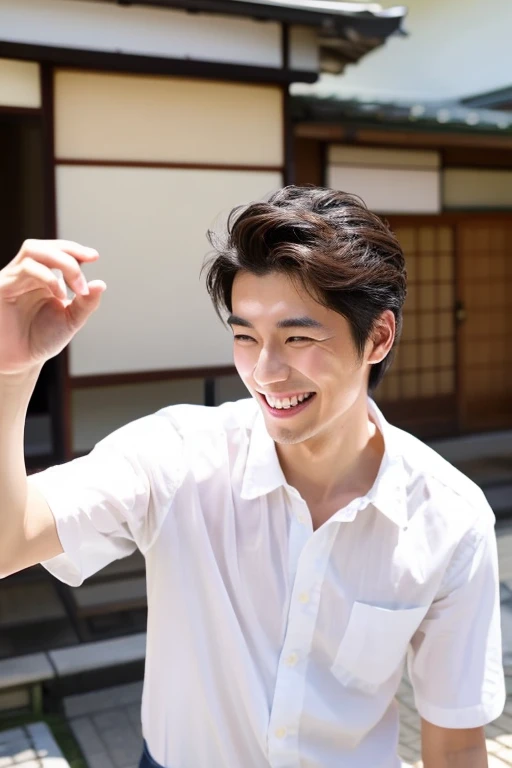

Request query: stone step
[{"left": 0, "top": 722, "right": 69, "bottom": 768}]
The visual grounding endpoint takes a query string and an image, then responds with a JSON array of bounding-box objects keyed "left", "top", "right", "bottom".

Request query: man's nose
[{"left": 253, "top": 347, "right": 289, "bottom": 388}]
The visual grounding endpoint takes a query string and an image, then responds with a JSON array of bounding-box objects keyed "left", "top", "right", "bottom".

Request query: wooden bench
[
  {"left": 0, "top": 653, "right": 54, "bottom": 716},
  {"left": 0, "top": 634, "right": 147, "bottom": 715}
]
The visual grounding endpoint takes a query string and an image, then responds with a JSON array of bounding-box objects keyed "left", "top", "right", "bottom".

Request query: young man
[{"left": 0, "top": 187, "right": 505, "bottom": 768}]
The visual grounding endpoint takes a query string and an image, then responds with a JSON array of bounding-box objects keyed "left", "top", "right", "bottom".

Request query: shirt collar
[
  {"left": 240, "top": 398, "right": 408, "bottom": 529},
  {"left": 362, "top": 399, "right": 409, "bottom": 528},
  {"left": 241, "top": 406, "right": 287, "bottom": 500}
]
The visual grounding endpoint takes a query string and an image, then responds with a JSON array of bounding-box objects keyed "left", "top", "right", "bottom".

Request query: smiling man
[{"left": 0, "top": 186, "right": 505, "bottom": 768}]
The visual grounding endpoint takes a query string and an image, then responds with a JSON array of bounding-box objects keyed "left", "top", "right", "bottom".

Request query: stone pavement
[{"left": 0, "top": 722, "right": 68, "bottom": 768}]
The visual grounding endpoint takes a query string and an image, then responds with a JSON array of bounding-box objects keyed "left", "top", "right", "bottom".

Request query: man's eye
[
  {"left": 287, "top": 336, "right": 313, "bottom": 343},
  {"left": 233, "top": 334, "right": 256, "bottom": 342}
]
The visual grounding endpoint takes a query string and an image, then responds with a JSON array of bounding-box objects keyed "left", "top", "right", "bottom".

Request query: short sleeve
[
  {"left": 407, "top": 502, "right": 506, "bottom": 729},
  {"left": 28, "top": 410, "right": 184, "bottom": 587}
]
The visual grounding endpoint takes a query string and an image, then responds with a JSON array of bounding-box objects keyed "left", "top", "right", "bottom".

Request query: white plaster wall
[
  {"left": 292, "top": 0, "right": 512, "bottom": 102},
  {"left": 327, "top": 146, "right": 441, "bottom": 214},
  {"left": 289, "top": 26, "right": 319, "bottom": 72},
  {"left": 54, "top": 70, "right": 283, "bottom": 166},
  {"left": 57, "top": 165, "right": 282, "bottom": 376},
  {"left": 0, "top": 0, "right": 282, "bottom": 69},
  {"left": 443, "top": 169, "right": 512, "bottom": 209}
]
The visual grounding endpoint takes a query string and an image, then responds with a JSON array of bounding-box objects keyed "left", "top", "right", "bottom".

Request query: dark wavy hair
[{"left": 203, "top": 185, "right": 406, "bottom": 392}]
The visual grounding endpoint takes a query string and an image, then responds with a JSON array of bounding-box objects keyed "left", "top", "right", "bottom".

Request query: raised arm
[{"left": 0, "top": 239, "right": 106, "bottom": 578}]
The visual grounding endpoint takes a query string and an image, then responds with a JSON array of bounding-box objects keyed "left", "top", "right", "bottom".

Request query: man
[{"left": 0, "top": 187, "right": 505, "bottom": 768}]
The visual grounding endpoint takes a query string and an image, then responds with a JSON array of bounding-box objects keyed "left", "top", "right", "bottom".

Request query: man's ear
[{"left": 367, "top": 310, "right": 396, "bottom": 365}]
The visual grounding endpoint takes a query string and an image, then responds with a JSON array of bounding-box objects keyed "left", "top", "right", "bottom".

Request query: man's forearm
[
  {"left": 0, "top": 368, "right": 41, "bottom": 573},
  {"left": 423, "top": 744, "right": 488, "bottom": 768}
]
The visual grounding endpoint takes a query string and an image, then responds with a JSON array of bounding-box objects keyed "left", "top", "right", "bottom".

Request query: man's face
[{"left": 230, "top": 271, "right": 378, "bottom": 446}]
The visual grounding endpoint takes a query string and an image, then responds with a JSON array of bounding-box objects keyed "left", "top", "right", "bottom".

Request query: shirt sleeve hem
[
  {"left": 29, "top": 477, "right": 85, "bottom": 587},
  {"left": 414, "top": 687, "right": 506, "bottom": 729}
]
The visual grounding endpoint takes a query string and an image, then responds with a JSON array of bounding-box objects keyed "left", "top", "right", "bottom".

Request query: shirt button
[
  {"left": 275, "top": 727, "right": 287, "bottom": 739},
  {"left": 298, "top": 592, "right": 310, "bottom": 604},
  {"left": 285, "top": 652, "right": 299, "bottom": 667},
  {"left": 297, "top": 514, "right": 307, "bottom": 524}
]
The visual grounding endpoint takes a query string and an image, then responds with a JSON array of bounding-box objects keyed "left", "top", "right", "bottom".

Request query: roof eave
[{"left": 115, "top": 0, "right": 406, "bottom": 35}]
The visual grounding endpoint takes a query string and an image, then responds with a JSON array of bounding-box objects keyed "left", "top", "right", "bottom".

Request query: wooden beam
[{"left": 295, "top": 122, "right": 512, "bottom": 150}]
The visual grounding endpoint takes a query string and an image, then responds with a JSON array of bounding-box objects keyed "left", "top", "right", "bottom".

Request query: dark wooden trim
[
  {"left": 294, "top": 137, "right": 323, "bottom": 187},
  {"left": 41, "top": 63, "right": 72, "bottom": 462},
  {"left": 70, "top": 365, "right": 237, "bottom": 389},
  {"left": 442, "top": 146, "right": 512, "bottom": 169},
  {"left": 56, "top": 158, "right": 284, "bottom": 173},
  {"left": 385, "top": 212, "right": 512, "bottom": 226},
  {"left": 0, "top": 105, "right": 42, "bottom": 115},
  {"left": 320, "top": 140, "right": 328, "bottom": 188},
  {"left": 0, "top": 41, "right": 318, "bottom": 85},
  {"left": 329, "top": 160, "right": 441, "bottom": 173},
  {"left": 295, "top": 123, "right": 512, "bottom": 151},
  {"left": 281, "top": 24, "right": 293, "bottom": 185}
]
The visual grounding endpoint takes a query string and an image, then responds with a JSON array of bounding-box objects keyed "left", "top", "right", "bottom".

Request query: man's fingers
[
  {"left": 20, "top": 239, "right": 99, "bottom": 263},
  {"left": 15, "top": 258, "right": 68, "bottom": 300},
  {"left": 65, "top": 280, "right": 106, "bottom": 329},
  {"left": 18, "top": 243, "right": 92, "bottom": 296}
]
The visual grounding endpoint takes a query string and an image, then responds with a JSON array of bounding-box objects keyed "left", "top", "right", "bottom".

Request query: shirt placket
[{"left": 267, "top": 494, "right": 339, "bottom": 768}]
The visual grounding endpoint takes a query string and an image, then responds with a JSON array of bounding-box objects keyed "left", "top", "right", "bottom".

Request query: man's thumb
[{"left": 67, "top": 281, "right": 107, "bottom": 329}]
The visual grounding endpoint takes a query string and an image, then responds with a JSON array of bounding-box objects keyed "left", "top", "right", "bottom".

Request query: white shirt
[{"left": 30, "top": 398, "right": 505, "bottom": 768}]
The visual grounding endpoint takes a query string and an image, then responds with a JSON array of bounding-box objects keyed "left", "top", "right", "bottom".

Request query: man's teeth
[{"left": 264, "top": 393, "right": 313, "bottom": 409}]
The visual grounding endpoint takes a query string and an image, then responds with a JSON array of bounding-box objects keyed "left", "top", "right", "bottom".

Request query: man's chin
[{"left": 263, "top": 418, "right": 311, "bottom": 446}]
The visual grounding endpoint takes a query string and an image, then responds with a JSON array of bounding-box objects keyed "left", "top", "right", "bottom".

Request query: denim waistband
[{"left": 138, "top": 740, "right": 166, "bottom": 768}]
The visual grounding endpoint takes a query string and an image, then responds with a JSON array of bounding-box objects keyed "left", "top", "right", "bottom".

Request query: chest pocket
[{"left": 331, "top": 601, "right": 429, "bottom": 694}]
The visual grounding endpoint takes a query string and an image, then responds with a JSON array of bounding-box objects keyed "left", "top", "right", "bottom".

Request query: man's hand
[
  {"left": 421, "top": 718, "right": 488, "bottom": 767},
  {"left": 0, "top": 239, "right": 106, "bottom": 375}
]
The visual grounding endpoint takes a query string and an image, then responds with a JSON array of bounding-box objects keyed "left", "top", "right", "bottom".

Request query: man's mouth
[{"left": 257, "top": 391, "right": 316, "bottom": 417}]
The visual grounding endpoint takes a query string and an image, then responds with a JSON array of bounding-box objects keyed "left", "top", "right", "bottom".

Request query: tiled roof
[{"left": 291, "top": 93, "right": 512, "bottom": 134}]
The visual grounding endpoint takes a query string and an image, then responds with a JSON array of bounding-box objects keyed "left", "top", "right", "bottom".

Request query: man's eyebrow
[{"left": 227, "top": 314, "right": 325, "bottom": 330}]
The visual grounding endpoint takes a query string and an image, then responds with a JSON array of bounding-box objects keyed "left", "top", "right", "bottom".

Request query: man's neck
[{"left": 276, "top": 397, "right": 385, "bottom": 525}]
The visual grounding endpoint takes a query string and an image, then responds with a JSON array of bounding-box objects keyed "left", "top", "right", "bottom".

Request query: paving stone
[
  {"left": 0, "top": 743, "right": 30, "bottom": 761},
  {"left": 92, "top": 713, "right": 129, "bottom": 733},
  {"left": 498, "top": 713, "right": 512, "bottom": 731},
  {"left": 498, "top": 734, "right": 512, "bottom": 749},
  {"left": 85, "top": 754, "right": 115, "bottom": 768},
  {"left": 125, "top": 705, "right": 142, "bottom": 731},
  {"left": 12, "top": 750, "right": 38, "bottom": 765},
  {"left": 399, "top": 723, "right": 421, "bottom": 747},
  {"left": 24, "top": 723, "right": 64, "bottom": 767},
  {"left": 489, "top": 756, "right": 510, "bottom": 767},
  {"left": 99, "top": 729, "right": 139, "bottom": 753},
  {"left": 397, "top": 744, "right": 420, "bottom": 763},
  {"left": 69, "top": 719, "right": 105, "bottom": 757},
  {"left": 109, "top": 744, "right": 143, "bottom": 768},
  {"left": 0, "top": 732, "right": 28, "bottom": 752},
  {"left": 12, "top": 762, "right": 42, "bottom": 768},
  {"left": 113, "top": 684, "right": 143, "bottom": 707}
]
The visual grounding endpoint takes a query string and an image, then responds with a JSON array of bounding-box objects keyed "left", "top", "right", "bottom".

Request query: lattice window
[{"left": 376, "top": 225, "right": 456, "bottom": 402}]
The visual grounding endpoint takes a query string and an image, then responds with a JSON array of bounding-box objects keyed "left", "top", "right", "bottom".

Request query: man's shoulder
[
  {"left": 91, "top": 398, "right": 258, "bottom": 459},
  {"left": 390, "top": 423, "right": 490, "bottom": 518}
]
